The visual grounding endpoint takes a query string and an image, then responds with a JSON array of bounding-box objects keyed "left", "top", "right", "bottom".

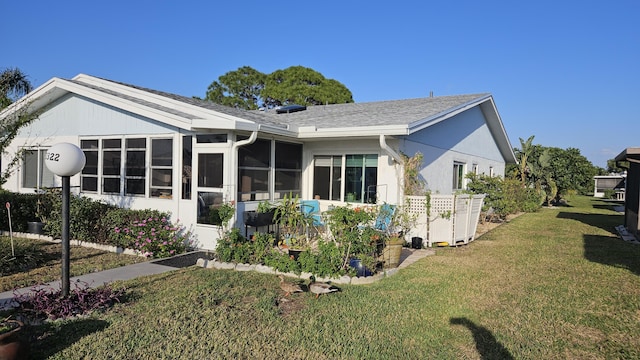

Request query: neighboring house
[
  {"left": 0, "top": 74, "right": 516, "bottom": 250},
  {"left": 614, "top": 148, "right": 640, "bottom": 238},
  {"left": 593, "top": 175, "right": 626, "bottom": 200}
]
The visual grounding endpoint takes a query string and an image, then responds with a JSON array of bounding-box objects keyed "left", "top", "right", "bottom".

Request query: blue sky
[{"left": 3, "top": 0, "right": 638, "bottom": 168}]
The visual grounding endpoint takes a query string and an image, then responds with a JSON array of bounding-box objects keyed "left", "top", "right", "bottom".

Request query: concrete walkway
[{"left": 0, "top": 261, "right": 178, "bottom": 310}]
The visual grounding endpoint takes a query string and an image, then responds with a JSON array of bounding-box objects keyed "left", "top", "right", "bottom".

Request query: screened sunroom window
[
  {"left": 150, "top": 138, "right": 173, "bottom": 198},
  {"left": 237, "top": 139, "right": 302, "bottom": 201},
  {"left": 313, "top": 154, "right": 377, "bottom": 203}
]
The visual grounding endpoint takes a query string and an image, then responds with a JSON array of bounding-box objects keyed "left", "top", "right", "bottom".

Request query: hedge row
[{"left": 0, "top": 190, "right": 170, "bottom": 249}]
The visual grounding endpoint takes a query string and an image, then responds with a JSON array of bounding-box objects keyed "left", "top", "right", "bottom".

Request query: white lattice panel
[
  {"left": 453, "top": 195, "right": 470, "bottom": 243},
  {"left": 401, "top": 194, "right": 483, "bottom": 247},
  {"left": 467, "top": 195, "right": 485, "bottom": 242},
  {"left": 405, "top": 196, "right": 429, "bottom": 243}
]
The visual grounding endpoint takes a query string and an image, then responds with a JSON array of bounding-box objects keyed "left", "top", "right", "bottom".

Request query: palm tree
[
  {"left": 515, "top": 135, "right": 535, "bottom": 185},
  {"left": 0, "top": 67, "right": 35, "bottom": 187},
  {"left": 0, "top": 67, "right": 33, "bottom": 109}
]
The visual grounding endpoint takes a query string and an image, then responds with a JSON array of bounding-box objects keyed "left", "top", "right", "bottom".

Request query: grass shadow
[
  {"left": 450, "top": 317, "right": 513, "bottom": 359},
  {"left": 583, "top": 234, "right": 640, "bottom": 276},
  {"left": 556, "top": 212, "right": 622, "bottom": 234},
  {"left": 26, "top": 318, "right": 109, "bottom": 358}
]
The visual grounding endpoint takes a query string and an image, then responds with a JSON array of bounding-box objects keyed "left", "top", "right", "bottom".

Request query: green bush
[
  {"left": 115, "top": 216, "right": 192, "bottom": 258},
  {"left": 0, "top": 190, "right": 39, "bottom": 232},
  {"left": 297, "top": 240, "right": 346, "bottom": 277},
  {"left": 603, "top": 189, "right": 617, "bottom": 199},
  {"left": 42, "top": 190, "right": 116, "bottom": 242},
  {"left": 264, "top": 251, "right": 301, "bottom": 274},
  {"left": 100, "top": 208, "right": 170, "bottom": 247},
  {"left": 466, "top": 174, "right": 541, "bottom": 218}
]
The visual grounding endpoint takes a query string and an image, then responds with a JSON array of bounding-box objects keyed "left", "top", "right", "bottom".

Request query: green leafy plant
[
  {"left": 274, "top": 193, "right": 312, "bottom": 249},
  {"left": 115, "top": 216, "right": 192, "bottom": 258},
  {"left": 256, "top": 200, "right": 274, "bottom": 213}
]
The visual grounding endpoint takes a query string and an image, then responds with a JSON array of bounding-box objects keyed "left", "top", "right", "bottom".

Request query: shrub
[
  {"left": 102, "top": 208, "right": 170, "bottom": 247},
  {"left": 297, "top": 240, "right": 346, "bottom": 277},
  {"left": 14, "top": 281, "right": 125, "bottom": 320},
  {"left": 42, "top": 190, "right": 116, "bottom": 242},
  {"left": 0, "top": 190, "right": 39, "bottom": 232},
  {"left": 466, "top": 174, "right": 541, "bottom": 218},
  {"left": 115, "top": 216, "right": 192, "bottom": 258},
  {"left": 264, "top": 251, "right": 301, "bottom": 274}
]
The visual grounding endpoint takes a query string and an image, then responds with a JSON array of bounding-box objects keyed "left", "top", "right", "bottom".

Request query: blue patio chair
[
  {"left": 374, "top": 204, "right": 396, "bottom": 232},
  {"left": 300, "top": 200, "right": 324, "bottom": 227}
]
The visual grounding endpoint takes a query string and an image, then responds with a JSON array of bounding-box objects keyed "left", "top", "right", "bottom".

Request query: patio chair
[
  {"left": 300, "top": 200, "right": 324, "bottom": 227},
  {"left": 374, "top": 204, "right": 396, "bottom": 232}
]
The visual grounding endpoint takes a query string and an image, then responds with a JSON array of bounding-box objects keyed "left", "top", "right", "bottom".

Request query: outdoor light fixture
[{"left": 45, "top": 142, "right": 86, "bottom": 297}]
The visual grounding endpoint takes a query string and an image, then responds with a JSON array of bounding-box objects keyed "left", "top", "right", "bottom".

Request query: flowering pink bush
[{"left": 115, "top": 216, "right": 192, "bottom": 258}]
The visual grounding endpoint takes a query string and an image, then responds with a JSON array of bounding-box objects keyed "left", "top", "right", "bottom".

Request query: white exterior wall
[
  {"left": 2, "top": 94, "right": 205, "bottom": 242},
  {"left": 401, "top": 106, "right": 506, "bottom": 194},
  {"left": 302, "top": 138, "right": 401, "bottom": 207}
]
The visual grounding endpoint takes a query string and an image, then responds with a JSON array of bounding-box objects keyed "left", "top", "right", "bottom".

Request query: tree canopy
[
  {"left": 508, "top": 135, "right": 600, "bottom": 204},
  {"left": 204, "top": 66, "right": 353, "bottom": 110},
  {"left": 1, "top": 67, "right": 32, "bottom": 109},
  {"left": 1, "top": 67, "right": 38, "bottom": 186}
]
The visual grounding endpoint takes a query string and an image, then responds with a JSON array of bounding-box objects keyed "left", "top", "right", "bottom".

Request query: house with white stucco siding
[{"left": 0, "top": 74, "right": 516, "bottom": 250}]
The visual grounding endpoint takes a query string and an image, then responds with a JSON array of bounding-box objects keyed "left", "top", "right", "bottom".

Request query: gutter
[
  {"left": 379, "top": 134, "right": 402, "bottom": 164},
  {"left": 230, "top": 130, "right": 258, "bottom": 204},
  {"left": 379, "top": 134, "right": 404, "bottom": 203}
]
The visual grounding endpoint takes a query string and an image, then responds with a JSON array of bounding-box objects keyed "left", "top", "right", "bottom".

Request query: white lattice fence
[{"left": 404, "top": 194, "right": 485, "bottom": 247}]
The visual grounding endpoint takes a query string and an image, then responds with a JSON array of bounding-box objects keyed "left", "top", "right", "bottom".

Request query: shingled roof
[{"left": 253, "top": 94, "right": 491, "bottom": 129}]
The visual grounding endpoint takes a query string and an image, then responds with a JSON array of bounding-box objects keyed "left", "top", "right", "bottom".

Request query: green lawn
[
  {"left": 0, "top": 238, "right": 145, "bottom": 292},
  {"left": 9, "top": 196, "right": 640, "bottom": 359}
]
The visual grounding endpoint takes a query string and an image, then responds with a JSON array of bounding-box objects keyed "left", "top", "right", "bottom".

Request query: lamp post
[{"left": 45, "top": 143, "right": 86, "bottom": 297}]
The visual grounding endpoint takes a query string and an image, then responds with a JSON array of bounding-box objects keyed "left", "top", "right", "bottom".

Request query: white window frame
[
  {"left": 453, "top": 162, "right": 466, "bottom": 191},
  {"left": 79, "top": 135, "right": 174, "bottom": 199},
  {"left": 21, "top": 147, "right": 55, "bottom": 191}
]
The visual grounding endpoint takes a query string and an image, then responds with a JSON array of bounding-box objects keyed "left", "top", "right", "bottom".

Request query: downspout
[
  {"left": 230, "top": 130, "right": 258, "bottom": 226},
  {"left": 379, "top": 134, "right": 404, "bottom": 204}
]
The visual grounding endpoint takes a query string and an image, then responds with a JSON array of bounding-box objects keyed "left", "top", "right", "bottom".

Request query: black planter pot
[
  {"left": 27, "top": 221, "right": 44, "bottom": 235},
  {"left": 243, "top": 210, "right": 276, "bottom": 227}
]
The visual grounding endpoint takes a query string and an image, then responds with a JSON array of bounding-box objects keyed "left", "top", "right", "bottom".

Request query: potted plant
[
  {"left": 274, "top": 193, "right": 312, "bottom": 255},
  {"left": 380, "top": 203, "right": 416, "bottom": 268},
  {"left": 28, "top": 189, "right": 47, "bottom": 234},
  {"left": 0, "top": 317, "right": 28, "bottom": 359},
  {"left": 244, "top": 200, "right": 277, "bottom": 228}
]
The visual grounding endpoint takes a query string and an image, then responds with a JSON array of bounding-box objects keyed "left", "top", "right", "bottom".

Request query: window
[
  {"left": 80, "top": 136, "right": 175, "bottom": 199},
  {"left": 81, "top": 140, "right": 98, "bottom": 192},
  {"left": 125, "top": 138, "right": 146, "bottom": 195},
  {"left": 237, "top": 139, "right": 302, "bottom": 202},
  {"left": 313, "top": 154, "right": 377, "bottom": 203},
  {"left": 275, "top": 142, "right": 302, "bottom": 199},
  {"left": 150, "top": 138, "right": 173, "bottom": 198},
  {"left": 346, "top": 155, "right": 378, "bottom": 203},
  {"left": 453, "top": 162, "right": 465, "bottom": 190},
  {"left": 313, "top": 156, "right": 342, "bottom": 201},
  {"left": 182, "top": 135, "right": 192, "bottom": 199},
  {"left": 238, "top": 139, "right": 270, "bottom": 201},
  {"left": 196, "top": 134, "right": 227, "bottom": 143},
  {"left": 198, "top": 154, "right": 223, "bottom": 188},
  {"left": 102, "top": 139, "right": 122, "bottom": 194},
  {"left": 22, "top": 148, "right": 55, "bottom": 189}
]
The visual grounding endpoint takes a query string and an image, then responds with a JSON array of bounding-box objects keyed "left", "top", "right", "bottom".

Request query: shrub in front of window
[{"left": 115, "top": 216, "right": 192, "bottom": 258}]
